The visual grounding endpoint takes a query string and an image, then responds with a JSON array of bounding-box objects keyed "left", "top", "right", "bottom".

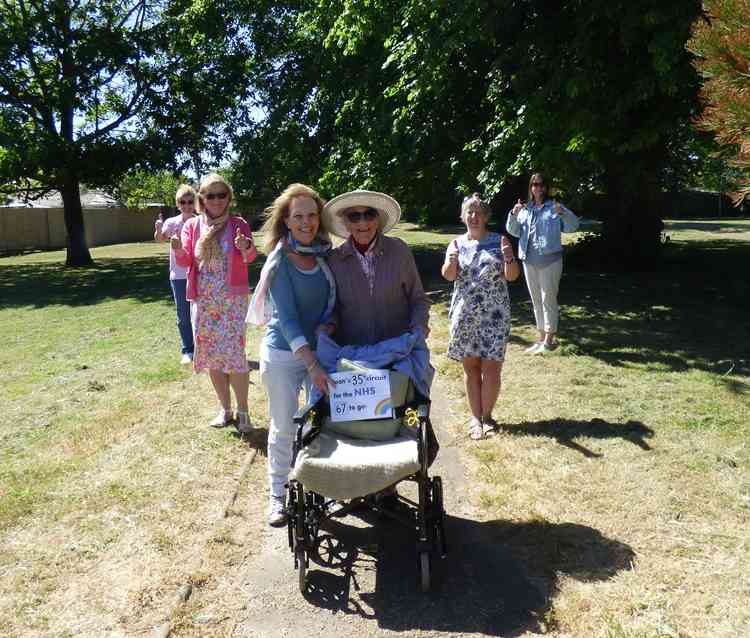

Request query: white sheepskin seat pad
[{"left": 290, "top": 429, "right": 420, "bottom": 500}]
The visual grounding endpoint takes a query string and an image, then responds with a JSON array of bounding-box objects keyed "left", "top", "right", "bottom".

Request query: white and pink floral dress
[{"left": 192, "top": 226, "right": 249, "bottom": 374}]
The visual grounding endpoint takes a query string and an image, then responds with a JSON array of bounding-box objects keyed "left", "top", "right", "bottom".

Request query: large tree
[
  {"left": 0, "top": 0, "right": 252, "bottom": 265},
  {"left": 689, "top": 0, "right": 750, "bottom": 202},
  {"left": 231, "top": 0, "right": 704, "bottom": 268}
]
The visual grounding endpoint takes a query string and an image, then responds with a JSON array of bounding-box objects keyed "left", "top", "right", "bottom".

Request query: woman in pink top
[
  {"left": 175, "top": 173, "right": 258, "bottom": 432},
  {"left": 154, "top": 184, "right": 196, "bottom": 365}
]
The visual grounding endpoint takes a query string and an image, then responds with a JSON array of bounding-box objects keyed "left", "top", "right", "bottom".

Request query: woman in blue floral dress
[{"left": 442, "top": 194, "right": 515, "bottom": 440}]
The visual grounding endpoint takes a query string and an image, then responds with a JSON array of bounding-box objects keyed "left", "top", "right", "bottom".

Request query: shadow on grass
[
  {"left": 497, "top": 418, "right": 654, "bottom": 458},
  {"left": 3, "top": 228, "right": 748, "bottom": 380},
  {"left": 414, "top": 231, "right": 750, "bottom": 378},
  {"left": 558, "top": 239, "right": 750, "bottom": 376},
  {"left": 302, "top": 515, "right": 634, "bottom": 636},
  {"left": 664, "top": 220, "right": 750, "bottom": 234},
  {"left": 232, "top": 426, "right": 269, "bottom": 454},
  {"left": 0, "top": 255, "right": 266, "bottom": 309}
]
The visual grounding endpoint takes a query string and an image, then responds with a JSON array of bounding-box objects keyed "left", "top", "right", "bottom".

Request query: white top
[{"left": 161, "top": 214, "right": 191, "bottom": 280}]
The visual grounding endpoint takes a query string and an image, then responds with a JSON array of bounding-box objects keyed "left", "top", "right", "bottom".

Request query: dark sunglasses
[
  {"left": 178, "top": 199, "right": 194, "bottom": 205},
  {"left": 346, "top": 209, "right": 378, "bottom": 223},
  {"left": 202, "top": 191, "right": 228, "bottom": 200},
  {"left": 531, "top": 182, "right": 545, "bottom": 187}
]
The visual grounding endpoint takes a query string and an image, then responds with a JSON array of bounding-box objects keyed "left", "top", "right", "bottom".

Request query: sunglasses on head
[
  {"left": 178, "top": 199, "right": 194, "bottom": 205},
  {"left": 202, "top": 191, "right": 228, "bottom": 200},
  {"left": 346, "top": 209, "right": 378, "bottom": 223}
]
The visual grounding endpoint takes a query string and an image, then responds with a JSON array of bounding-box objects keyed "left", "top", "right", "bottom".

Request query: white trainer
[
  {"left": 180, "top": 353, "right": 193, "bottom": 365},
  {"left": 208, "top": 409, "right": 233, "bottom": 428},
  {"left": 268, "top": 495, "right": 287, "bottom": 527},
  {"left": 524, "top": 342, "right": 542, "bottom": 354}
]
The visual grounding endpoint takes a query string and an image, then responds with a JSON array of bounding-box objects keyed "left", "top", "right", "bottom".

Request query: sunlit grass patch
[
  {"left": 0, "top": 242, "right": 268, "bottom": 635},
  {"left": 2, "top": 222, "right": 749, "bottom": 637},
  {"left": 422, "top": 220, "right": 750, "bottom": 637}
]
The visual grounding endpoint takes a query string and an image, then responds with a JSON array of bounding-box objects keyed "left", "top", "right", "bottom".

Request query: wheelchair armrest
[{"left": 292, "top": 396, "right": 329, "bottom": 458}]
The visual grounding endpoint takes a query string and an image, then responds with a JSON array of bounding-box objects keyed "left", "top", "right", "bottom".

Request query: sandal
[
  {"left": 209, "top": 409, "right": 233, "bottom": 428},
  {"left": 236, "top": 411, "right": 252, "bottom": 434},
  {"left": 469, "top": 417, "right": 484, "bottom": 440},
  {"left": 482, "top": 416, "right": 500, "bottom": 438}
]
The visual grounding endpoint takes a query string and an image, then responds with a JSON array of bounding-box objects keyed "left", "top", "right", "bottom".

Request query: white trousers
[
  {"left": 261, "top": 356, "right": 311, "bottom": 499},
  {"left": 523, "top": 258, "right": 564, "bottom": 333}
]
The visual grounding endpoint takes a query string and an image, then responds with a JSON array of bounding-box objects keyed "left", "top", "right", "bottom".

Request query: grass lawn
[{"left": 1, "top": 219, "right": 749, "bottom": 637}]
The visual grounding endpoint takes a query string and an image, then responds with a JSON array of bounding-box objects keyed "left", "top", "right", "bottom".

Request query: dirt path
[{"left": 174, "top": 377, "right": 553, "bottom": 638}]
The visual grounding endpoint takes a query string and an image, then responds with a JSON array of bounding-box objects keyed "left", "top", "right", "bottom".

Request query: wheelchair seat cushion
[
  {"left": 290, "top": 428, "right": 420, "bottom": 500},
  {"left": 322, "top": 365, "right": 414, "bottom": 441}
]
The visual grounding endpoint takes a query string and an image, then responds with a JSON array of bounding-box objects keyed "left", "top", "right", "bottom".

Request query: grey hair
[{"left": 460, "top": 192, "right": 491, "bottom": 221}]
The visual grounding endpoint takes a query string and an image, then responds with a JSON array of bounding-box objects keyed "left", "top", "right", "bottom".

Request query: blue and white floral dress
[{"left": 447, "top": 232, "right": 512, "bottom": 362}]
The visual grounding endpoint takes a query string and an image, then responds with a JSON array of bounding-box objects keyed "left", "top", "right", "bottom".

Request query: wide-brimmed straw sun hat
[{"left": 321, "top": 190, "right": 401, "bottom": 239}]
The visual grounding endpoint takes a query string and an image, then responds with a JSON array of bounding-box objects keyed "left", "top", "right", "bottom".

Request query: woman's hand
[
  {"left": 234, "top": 227, "right": 252, "bottom": 251},
  {"left": 511, "top": 199, "right": 524, "bottom": 215},
  {"left": 170, "top": 235, "right": 182, "bottom": 250},
  {"left": 441, "top": 240, "right": 460, "bottom": 281},
  {"left": 553, "top": 201, "right": 564, "bottom": 215},
  {"left": 309, "top": 362, "right": 335, "bottom": 396},
  {"left": 446, "top": 245, "right": 459, "bottom": 267}
]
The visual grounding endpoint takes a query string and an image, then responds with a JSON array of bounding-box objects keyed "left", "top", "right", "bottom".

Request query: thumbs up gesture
[
  {"left": 512, "top": 198, "right": 524, "bottom": 215},
  {"left": 234, "top": 226, "right": 251, "bottom": 251}
]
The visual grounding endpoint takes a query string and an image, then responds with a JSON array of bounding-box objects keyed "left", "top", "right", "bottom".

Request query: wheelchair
[{"left": 285, "top": 375, "right": 447, "bottom": 593}]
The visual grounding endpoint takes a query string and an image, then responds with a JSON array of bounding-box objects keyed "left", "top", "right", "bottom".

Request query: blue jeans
[{"left": 170, "top": 279, "right": 194, "bottom": 355}]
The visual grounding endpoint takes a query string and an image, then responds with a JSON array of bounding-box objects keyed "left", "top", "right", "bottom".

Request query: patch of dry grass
[
  {"left": 2, "top": 220, "right": 749, "bottom": 637},
  {"left": 426, "top": 219, "right": 750, "bottom": 637},
  {"left": 0, "top": 242, "right": 271, "bottom": 637}
]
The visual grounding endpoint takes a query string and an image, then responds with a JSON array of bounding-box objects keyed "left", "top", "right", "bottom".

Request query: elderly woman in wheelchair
[{"left": 284, "top": 191, "right": 447, "bottom": 593}]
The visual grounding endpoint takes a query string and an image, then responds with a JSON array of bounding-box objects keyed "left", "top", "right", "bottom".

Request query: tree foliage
[
  {"left": 232, "top": 0, "right": 704, "bottom": 267},
  {"left": 113, "top": 169, "right": 187, "bottom": 211},
  {"left": 689, "top": 0, "right": 750, "bottom": 202},
  {"left": 0, "top": 0, "right": 253, "bottom": 265}
]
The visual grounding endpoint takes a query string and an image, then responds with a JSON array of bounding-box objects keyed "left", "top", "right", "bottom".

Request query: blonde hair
[
  {"left": 460, "top": 192, "right": 491, "bottom": 222},
  {"left": 174, "top": 184, "right": 196, "bottom": 206},
  {"left": 195, "top": 173, "right": 235, "bottom": 266},
  {"left": 260, "top": 183, "right": 328, "bottom": 254}
]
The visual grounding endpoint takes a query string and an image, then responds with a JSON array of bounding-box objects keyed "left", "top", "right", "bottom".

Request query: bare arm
[{"left": 154, "top": 219, "right": 166, "bottom": 241}]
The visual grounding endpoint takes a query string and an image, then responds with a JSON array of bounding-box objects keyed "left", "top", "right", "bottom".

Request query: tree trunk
[
  {"left": 601, "top": 165, "right": 664, "bottom": 271},
  {"left": 61, "top": 179, "right": 94, "bottom": 267}
]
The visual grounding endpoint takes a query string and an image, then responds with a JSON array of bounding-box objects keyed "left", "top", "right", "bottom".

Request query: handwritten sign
[{"left": 329, "top": 369, "right": 392, "bottom": 422}]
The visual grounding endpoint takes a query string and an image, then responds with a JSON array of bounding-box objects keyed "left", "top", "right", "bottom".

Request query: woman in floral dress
[
  {"left": 442, "top": 193, "right": 515, "bottom": 440},
  {"left": 175, "top": 173, "right": 257, "bottom": 432}
]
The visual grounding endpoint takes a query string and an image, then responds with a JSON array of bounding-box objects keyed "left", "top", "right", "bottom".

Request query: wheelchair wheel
[{"left": 419, "top": 551, "right": 431, "bottom": 593}]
